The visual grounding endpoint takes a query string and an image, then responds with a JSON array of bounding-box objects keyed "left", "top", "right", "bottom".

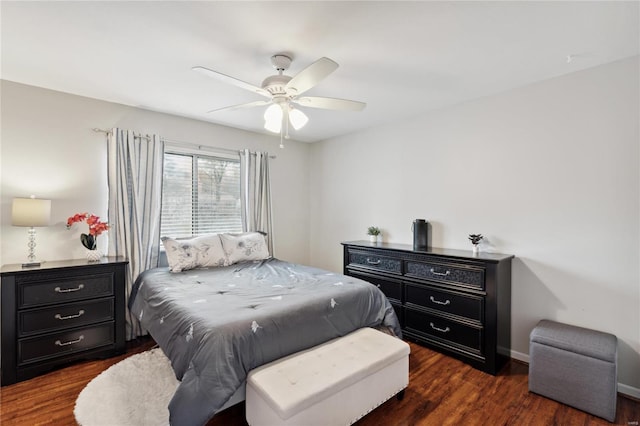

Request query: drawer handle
[
  {"left": 55, "top": 310, "right": 85, "bottom": 321},
  {"left": 366, "top": 258, "right": 381, "bottom": 265},
  {"left": 429, "top": 296, "right": 451, "bottom": 306},
  {"left": 54, "top": 284, "right": 85, "bottom": 293},
  {"left": 55, "top": 335, "right": 84, "bottom": 346},
  {"left": 429, "top": 322, "right": 450, "bottom": 333},
  {"left": 429, "top": 268, "right": 450, "bottom": 277}
]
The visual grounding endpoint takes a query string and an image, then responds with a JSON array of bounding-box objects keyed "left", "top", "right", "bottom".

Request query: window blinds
[{"left": 161, "top": 152, "right": 242, "bottom": 238}]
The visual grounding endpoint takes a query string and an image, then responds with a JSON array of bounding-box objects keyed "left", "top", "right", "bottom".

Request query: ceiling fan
[{"left": 192, "top": 54, "right": 366, "bottom": 146}]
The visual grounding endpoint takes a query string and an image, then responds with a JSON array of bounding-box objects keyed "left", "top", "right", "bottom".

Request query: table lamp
[{"left": 12, "top": 196, "right": 51, "bottom": 267}]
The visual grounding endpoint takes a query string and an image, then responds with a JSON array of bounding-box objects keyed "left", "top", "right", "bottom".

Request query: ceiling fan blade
[
  {"left": 293, "top": 96, "right": 366, "bottom": 111},
  {"left": 207, "top": 100, "right": 272, "bottom": 114},
  {"left": 285, "top": 57, "right": 339, "bottom": 96},
  {"left": 192, "top": 66, "right": 271, "bottom": 98}
]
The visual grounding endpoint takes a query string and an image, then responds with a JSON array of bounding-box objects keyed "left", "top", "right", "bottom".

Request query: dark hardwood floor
[{"left": 1, "top": 337, "right": 638, "bottom": 425}]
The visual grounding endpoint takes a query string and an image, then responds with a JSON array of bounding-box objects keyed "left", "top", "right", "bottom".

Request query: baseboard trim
[
  {"left": 509, "top": 349, "right": 640, "bottom": 399},
  {"left": 510, "top": 349, "right": 529, "bottom": 363},
  {"left": 618, "top": 384, "right": 640, "bottom": 400}
]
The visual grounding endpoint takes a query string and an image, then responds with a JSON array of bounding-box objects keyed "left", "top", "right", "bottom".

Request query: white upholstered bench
[{"left": 246, "top": 327, "right": 410, "bottom": 426}]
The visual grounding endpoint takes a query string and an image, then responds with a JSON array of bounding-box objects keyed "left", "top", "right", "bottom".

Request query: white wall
[
  {"left": 309, "top": 57, "right": 640, "bottom": 392},
  {"left": 0, "top": 81, "right": 311, "bottom": 266},
  {"left": 2, "top": 57, "right": 638, "bottom": 394}
]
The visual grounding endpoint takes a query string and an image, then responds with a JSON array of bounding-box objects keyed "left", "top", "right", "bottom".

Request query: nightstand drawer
[
  {"left": 19, "top": 274, "right": 113, "bottom": 308},
  {"left": 348, "top": 251, "right": 401, "bottom": 274},
  {"left": 404, "top": 308, "right": 483, "bottom": 353},
  {"left": 405, "top": 261, "right": 484, "bottom": 290},
  {"left": 19, "top": 298, "right": 114, "bottom": 336},
  {"left": 405, "top": 283, "right": 483, "bottom": 322},
  {"left": 18, "top": 323, "right": 115, "bottom": 365},
  {"left": 2, "top": 258, "right": 127, "bottom": 385}
]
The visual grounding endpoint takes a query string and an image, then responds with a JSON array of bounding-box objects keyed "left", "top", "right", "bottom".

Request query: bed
[{"left": 129, "top": 255, "right": 401, "bottom": 426}]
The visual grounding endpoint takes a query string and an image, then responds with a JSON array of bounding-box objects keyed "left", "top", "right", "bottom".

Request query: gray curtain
[
  {"left": 107, "top": 128, "right": 164, "bottom": 340},
  {"left": 239, "top": 149, "right": 273, "bottom": 254}
]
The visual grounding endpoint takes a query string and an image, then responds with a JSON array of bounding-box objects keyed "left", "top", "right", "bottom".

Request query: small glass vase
[{"left": 86, "top": 249, "right": 102, "bottom": 262}]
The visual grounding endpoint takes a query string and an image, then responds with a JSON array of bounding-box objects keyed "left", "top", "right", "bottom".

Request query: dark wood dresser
[
  {"left": 1, "top": 257, "right": 127, "bottom": 385},
  {"left": 342, "top": 241, "right": 513, "bottom": 375}
]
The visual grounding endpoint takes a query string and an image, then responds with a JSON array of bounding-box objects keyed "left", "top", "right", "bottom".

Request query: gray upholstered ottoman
[{"left": 529, "top": 320, "right": 618, "bottom": 422}]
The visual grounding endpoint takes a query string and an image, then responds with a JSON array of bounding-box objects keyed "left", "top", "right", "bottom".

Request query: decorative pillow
[
  {"left": 161, "top": 234, "right": 228, "bottom": 273},
  {"left": 219, "top": 232, "right": 270, "bottom": 265}
]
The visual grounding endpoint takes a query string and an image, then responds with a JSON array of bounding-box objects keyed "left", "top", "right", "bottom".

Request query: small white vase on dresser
[{"left": 86, "top": 249, "right": 102, "bottom": 262}]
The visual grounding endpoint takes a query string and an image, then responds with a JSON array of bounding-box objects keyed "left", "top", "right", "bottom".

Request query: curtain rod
[{"left": 92, "top": 128, "right": 276, "bottom": 159}]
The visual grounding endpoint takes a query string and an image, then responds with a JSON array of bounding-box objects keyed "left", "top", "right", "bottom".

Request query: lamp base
[{"left": 22, "top": 227, "right": 42, "bottom": 268}]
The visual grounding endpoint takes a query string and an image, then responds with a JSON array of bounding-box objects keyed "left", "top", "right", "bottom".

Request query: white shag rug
[{"left": 74, "top": 348, "right": 180, "bottom": 426}]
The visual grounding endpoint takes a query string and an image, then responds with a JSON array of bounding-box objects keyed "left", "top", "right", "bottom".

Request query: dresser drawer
[
  {"left": 404, "top": 308, "right": 483, "bottom": 353},
  {"left": 18, "top": 323, "right": 115, "bottom": 365},
  {"left": 348, "top": 251, "right": 401, "bottom": 274},
  {"left": 19, "top": 274, "right": 114, "bottom": 308},
  {"left": 391, "top": 301, "right": 403, "bottom": 327},
  {"left": 405, "top": 283, "right": 483, "bottom": 322},
  {"left": 348, "top": 271, "right": 402, "bottom": 302},
  {"left": 405, "top": 260, "right": 484, "bottom": 290},
  {"left": 19, "top": 298, "right": 114, "bottom": 336}
]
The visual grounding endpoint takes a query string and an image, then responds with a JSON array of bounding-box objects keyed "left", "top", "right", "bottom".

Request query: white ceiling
[{"left": 1, "top": 1, "right": 638, "bottom": 143}]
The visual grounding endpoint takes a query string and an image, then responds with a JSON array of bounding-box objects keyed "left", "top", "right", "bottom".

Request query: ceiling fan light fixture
[
  {"left": 264, "top": 118, "right": 282, "bottom": 134},
  {"left": 288, "top": 107, "right": 308, "bottom": 130},
  {"left": 264, "top": 104, "right": 283, "bottom": 133}
]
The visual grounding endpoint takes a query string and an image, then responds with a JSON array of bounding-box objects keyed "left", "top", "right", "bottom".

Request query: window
[{"left": 161, "top": 152, "right": 242, "bottom": 238}]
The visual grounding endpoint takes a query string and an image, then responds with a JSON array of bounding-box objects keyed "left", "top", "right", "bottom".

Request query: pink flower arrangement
[{"left": 66, "top": 213, "right": 109, "bottom": 250}]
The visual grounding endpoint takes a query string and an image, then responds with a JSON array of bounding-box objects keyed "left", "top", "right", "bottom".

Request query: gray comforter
[{"left": 129, "top": 258, "right": 401, "bottom": 426}]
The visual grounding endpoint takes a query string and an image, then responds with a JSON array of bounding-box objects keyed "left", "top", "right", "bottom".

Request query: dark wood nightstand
[{"left": 1, "top": 257, "right": 128, "bottom": 385}]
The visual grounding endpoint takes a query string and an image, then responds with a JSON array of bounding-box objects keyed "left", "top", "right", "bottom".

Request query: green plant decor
[{"left": 367, "top": 226, "right": 381, "bottom": 236}]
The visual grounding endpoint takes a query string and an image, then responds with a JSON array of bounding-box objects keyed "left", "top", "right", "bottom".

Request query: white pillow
[
  {"left": 161, "top": 234, "right": 228, "bottom": 273},
  {"left": 219, "top": 232, "right": 270, "bottom": 265}
]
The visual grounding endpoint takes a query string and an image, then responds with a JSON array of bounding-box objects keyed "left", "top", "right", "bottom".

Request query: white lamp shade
[
  {"left": 12, "top": 197, "right": 51, "bottom": 227},
  {"left": 264, "top": 104, "right": 283, "bottom": 133},
  {"left": 289, "top": 108, "right": 309, "bottom": 130}
]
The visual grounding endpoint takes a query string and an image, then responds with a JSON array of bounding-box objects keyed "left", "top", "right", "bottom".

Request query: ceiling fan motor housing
[
  {"left": 263, "top": 54, "right": 295, "bottom": 96},
  {"left": 262, "top": 74, "right": 293, "bottom": 96}
]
